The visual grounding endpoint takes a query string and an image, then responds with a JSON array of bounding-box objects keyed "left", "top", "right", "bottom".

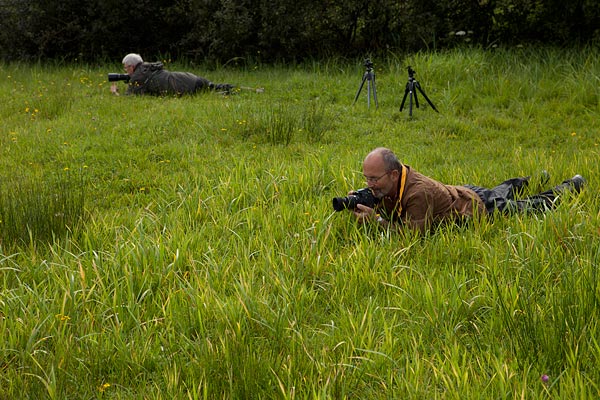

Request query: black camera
[
  {"left": 364, "top": 58, "right": 374, "bottom": 70},
  {"left": 332, "top": 187, "right": 379, "bottom": 212},
  {"left": 107, "top": 73, "right": 131, "bottom": 82}
]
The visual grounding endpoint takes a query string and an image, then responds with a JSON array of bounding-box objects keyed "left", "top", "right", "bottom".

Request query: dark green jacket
[{"left": 126, "top": 62, "right": 211, "bottom": 96}]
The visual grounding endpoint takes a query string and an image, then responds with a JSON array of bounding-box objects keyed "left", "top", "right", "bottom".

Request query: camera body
[
  {"left": 364, "top": 58, "right": 374, "bottom": 70},
  {"left": 107, "top": 73, "right": 131, "bottom": 82},
  {"left": 332, "top": 187, "right": 379, "bottom": 212}
]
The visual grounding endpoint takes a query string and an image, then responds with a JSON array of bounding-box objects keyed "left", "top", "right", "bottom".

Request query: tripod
[
  {"left": 353, "top": 59, "right": 378, "bottom": 108},
  {"left": 399, "top": 66, "right": 438, "bottom": 116}
]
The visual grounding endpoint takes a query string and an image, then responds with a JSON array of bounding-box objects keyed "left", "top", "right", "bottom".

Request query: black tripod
[
  {"left": 399, "top": 66, "right": 438, "bottom": 116},
  {"left": 353, "top": 59, "right": 378, "bottom": 108}
]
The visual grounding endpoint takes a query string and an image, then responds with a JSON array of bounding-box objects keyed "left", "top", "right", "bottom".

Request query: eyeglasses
[{"left": 364, "top": 171, "right": 389, "bottom": 183}]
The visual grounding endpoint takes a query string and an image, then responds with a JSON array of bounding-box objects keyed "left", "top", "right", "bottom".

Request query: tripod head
[
  {"left": 407, "top": 66, "right": 416, "bottom": 79},
  {"left": 364, "top": 58, "right": 374, "bottom": 72}
]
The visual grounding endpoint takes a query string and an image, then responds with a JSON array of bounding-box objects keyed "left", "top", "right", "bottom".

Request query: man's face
[
  {"left": 363, "top": 155, "right": 398, "bottom": 199},
  {"left": 124, "top": 64, "right": 135, "bottom": 75}
]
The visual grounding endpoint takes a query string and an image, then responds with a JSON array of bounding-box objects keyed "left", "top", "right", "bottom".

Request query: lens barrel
[
  {"left": 332, "top": 197, "right": 349, "bottom": 212},
  {"left": 332, "top": 196, "right": 360, "bottom": 212},
  {"left": 107, "top": 73, "right": 131, "bottom": 82}
]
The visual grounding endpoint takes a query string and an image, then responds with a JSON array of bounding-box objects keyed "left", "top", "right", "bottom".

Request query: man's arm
[
  {"left": 401, "top": 194, "right": 433, "bottom": 234},
  {"left": 402, "top": 216, "right": 428, "bottom": 234}
]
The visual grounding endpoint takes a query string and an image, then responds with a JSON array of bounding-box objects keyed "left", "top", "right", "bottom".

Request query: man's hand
[
  {"left": 352, "top": 204, "right": 376, "bottom": 224},
  {"left": 110, "top": 83, "right": 119, "bottom": 96}
]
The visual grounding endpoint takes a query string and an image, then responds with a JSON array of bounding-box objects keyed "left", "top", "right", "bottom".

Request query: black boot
[
  {"left": 560, "top": 174, "right": 585, "bottom": 193},
  {"left": 213, "top": 83, "right": 234, "bottom": 94}
]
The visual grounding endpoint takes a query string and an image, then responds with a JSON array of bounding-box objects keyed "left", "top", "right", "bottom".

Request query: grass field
[{"left": 1, "top": 46, "right": 599, "bottom": 399}]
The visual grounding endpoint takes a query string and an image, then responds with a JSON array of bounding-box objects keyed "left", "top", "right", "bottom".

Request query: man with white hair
[{"left": 110, "top": 53, "right": 234, "bottom": 96}]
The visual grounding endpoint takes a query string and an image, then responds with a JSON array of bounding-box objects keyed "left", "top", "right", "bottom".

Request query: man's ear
[{"left": 389, "top": 169, "right": 400, "bottom": 180}]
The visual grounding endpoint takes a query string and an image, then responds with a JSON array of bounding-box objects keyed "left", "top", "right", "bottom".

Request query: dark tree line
[{"left": 1, "top": 0, "right": 598, "bottom": 63}]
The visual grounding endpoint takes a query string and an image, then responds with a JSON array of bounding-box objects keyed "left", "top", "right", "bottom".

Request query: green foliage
[
  {"left": 0, "top": 48, "right": 600, "bottom": 398},
  {"left": 0, "top": 0, "right": 599, "bottom": 62}
]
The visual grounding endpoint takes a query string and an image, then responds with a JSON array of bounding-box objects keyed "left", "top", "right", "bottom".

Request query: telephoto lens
[{"left": 107, "top": 73, "right": 131, "bottom": 82}]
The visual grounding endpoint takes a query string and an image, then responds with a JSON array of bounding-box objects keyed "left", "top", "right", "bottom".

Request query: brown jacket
[{"left": 377, "top": 165, "right": 485, "bottom": 232}]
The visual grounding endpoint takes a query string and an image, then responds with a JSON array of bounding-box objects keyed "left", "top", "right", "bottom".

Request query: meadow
[{"left": 0, "top": 47, "right": 599, "bottom": 399}]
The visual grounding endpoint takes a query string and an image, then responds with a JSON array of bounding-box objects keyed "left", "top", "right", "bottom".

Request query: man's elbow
[{"left": 405, "top": 219, "right": 428, "bottom": 234}]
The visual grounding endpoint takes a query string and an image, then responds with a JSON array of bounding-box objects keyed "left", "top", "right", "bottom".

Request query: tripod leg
[
  {"left": 415, "top": 82, "right": 439, "bottom": 112},
  {"left": 353, "top": 74, "right": 368, "bottom": 104},
  {"left": 399, "top": 84, "right": 409, "bottom": 111},
  {"left": 408, "top": 82, "right": 414, "bottom": 116},
  {"left": 413, "top": 88, "right": 419, "bottom": 109},
  {"left": 367, "top": 80, "right": 371, "bottom": 108},
  {"left": 371, "top": 75, "right": 378, "bottom": 108}
]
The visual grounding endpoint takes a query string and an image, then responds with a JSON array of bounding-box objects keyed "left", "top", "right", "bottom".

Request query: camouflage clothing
[{"left": 126, "top": 62, "right": 231, "bottom": 96}]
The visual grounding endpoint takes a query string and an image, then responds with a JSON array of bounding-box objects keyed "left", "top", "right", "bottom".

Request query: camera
[
  {"left": 364, "top": 58, "right": 374, "bottom": 70},
  {"left": 107, "top": 73, "right": 131, "bottom": 82},
  {"left": 332, "top": 187, "right": 379, "bottom": 212}
]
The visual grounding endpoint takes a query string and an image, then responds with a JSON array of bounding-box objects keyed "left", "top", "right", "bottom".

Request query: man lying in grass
[
  {"left": 110, "top": 53, "right": 234, "bottom": 96},
  {"left": 347, "top": 147, "right": 585, "bottom": 233}
]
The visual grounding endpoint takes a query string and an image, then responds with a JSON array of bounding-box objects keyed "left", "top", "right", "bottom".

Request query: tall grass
[
  {"left": 0, "top": 170, "right": 86, "bottom": 250},
  {"left": 0, "top": 46, "right": 599, "bottom": 398}
]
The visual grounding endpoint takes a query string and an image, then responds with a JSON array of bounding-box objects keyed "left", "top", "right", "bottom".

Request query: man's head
[
  {"left": 363, "top": 147, "right": 402, "bottom": 199},
  {"left": 122, "top": 53, "right": 143, "bottom": 75}
]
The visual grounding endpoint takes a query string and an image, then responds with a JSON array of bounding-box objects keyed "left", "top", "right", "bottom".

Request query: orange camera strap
[{"left": 396, "top": 165, "right": 407, "bottom": 215}]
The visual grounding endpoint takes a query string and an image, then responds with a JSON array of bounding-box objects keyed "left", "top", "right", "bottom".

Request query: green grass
[{"left": 1, "top": 46, "right": 599, "bottom": 398}]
